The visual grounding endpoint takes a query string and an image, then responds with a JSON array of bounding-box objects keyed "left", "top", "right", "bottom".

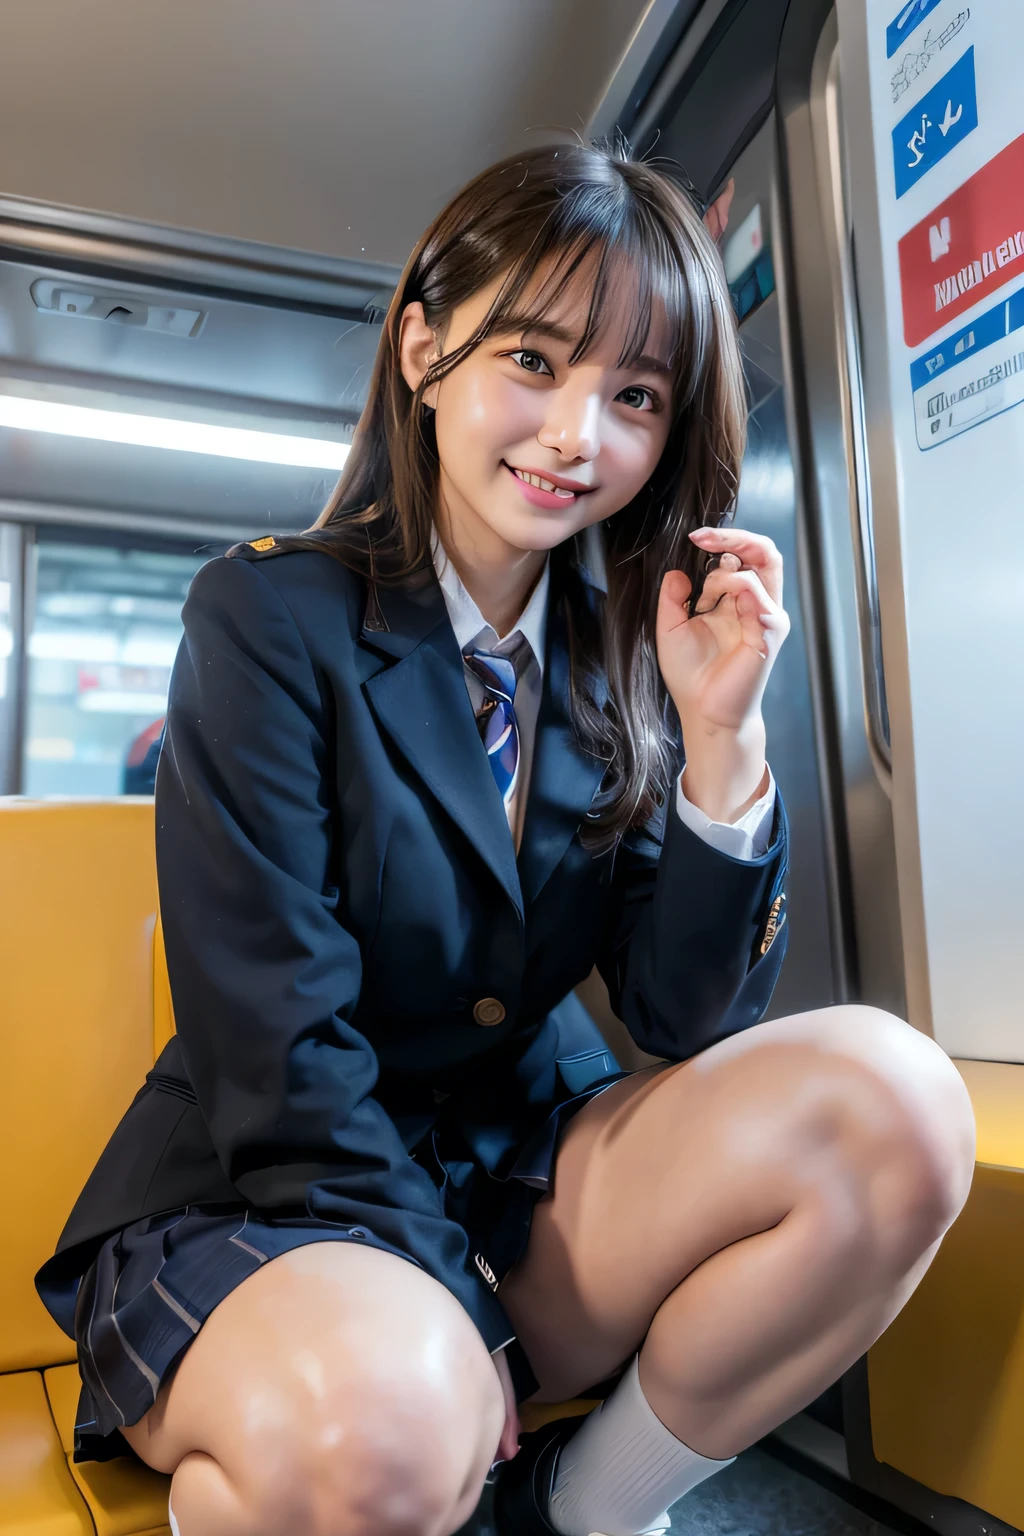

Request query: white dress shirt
[{"left": 432, "top": 541, "right": 776, "bottom": 859}]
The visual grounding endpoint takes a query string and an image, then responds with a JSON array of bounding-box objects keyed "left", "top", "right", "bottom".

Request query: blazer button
[{"left": 473, "top": 997, "right": 506, "bottom": 1027}]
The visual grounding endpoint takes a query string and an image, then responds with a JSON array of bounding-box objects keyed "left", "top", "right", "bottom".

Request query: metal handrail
[
  {"left": 821, "top": 46, "right": 893, "bottom": 787},
  {"left": 0, "top": 193, "right": 400, "bottom": 319}
]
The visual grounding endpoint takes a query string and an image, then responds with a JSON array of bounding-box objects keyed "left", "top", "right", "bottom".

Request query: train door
[{"left": 590, "top": 1, "right": 1023, "bottom": 1532}]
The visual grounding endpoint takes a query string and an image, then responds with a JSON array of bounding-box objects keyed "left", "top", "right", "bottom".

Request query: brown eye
[
  {"left": 510, "top": 349, "right": 553, "bottom": 377},
  {"left": 617, "top": 385, "right": 655, "bottom": 411}
]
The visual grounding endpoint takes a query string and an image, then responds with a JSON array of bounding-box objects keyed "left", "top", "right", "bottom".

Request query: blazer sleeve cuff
[{"left": 675, "top": 767, "right": 777, "bottom": 861}]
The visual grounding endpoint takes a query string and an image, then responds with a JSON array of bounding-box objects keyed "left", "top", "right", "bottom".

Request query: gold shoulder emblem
[
  {"left": 249, "top": 536, "right": 276, "bottom": 552},
  {"left": 760, "top": 893, "right": 786, "bottom": 956}
]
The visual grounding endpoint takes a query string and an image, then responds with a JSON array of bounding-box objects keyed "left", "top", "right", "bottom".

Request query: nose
[{"left": 537, "top": 380, "right": 602, "bottom": 462}]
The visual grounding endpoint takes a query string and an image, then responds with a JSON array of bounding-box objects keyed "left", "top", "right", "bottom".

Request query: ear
[{"left": 398, "top": 301, "right": 442, "bottom": 405}]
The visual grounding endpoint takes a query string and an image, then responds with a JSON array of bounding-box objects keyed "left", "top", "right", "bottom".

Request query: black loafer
[{"left": 492, "top": 1415, "right": 587, "bottom": 1536}]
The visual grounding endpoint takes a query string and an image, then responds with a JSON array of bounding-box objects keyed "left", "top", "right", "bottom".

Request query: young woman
[{"left": 38, "top": 143, "right": 975, "bottom": 1536}]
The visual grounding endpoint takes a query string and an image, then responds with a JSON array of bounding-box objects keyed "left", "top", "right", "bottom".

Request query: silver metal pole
[{"left": 0, "top": 521, "right": 32, "bottom": 796}]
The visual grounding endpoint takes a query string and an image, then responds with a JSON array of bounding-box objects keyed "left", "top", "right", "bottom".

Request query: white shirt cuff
[{"left": 675, "top": 767, "right": 777, "bottom": 861}]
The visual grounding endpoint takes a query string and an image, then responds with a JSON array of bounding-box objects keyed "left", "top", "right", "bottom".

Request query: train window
[
  {"left": 22, "top": 539, "right": 210, "bottom": 796},
  {"left": 717, "top": 118, "right": 778, "bottom": 330},
  {"left": 724, "top": 202, "right": 776, "bottom": 325}
]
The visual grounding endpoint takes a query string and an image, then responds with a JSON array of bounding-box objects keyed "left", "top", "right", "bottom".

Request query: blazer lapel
[
  {"left": 517, "top": 584, "right": 609, "bottom": 908},
  {"left": 360, "top": 573, "right": 523, "bottom": 917}
]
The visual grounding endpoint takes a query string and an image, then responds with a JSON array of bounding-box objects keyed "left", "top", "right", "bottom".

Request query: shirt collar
[{"left": 432, "top": 531, "right": 549, "bottom": 673}]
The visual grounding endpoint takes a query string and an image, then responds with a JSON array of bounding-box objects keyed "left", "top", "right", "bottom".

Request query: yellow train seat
[
  {"left": 12, "top": 798, "right": 1021, "bottom": 1530},
  {"left": 0, "top": 794, "right": 585, "bottom": 1536},
  {"left": 0, "top": 799, "right": 171, "bottom": 1536},
  {"left": 0, "top": 1371, "right": 92, "bottom": 1536},
  {"left": 867, "top": 1060, "right": 1024, "bottom": 1530}
]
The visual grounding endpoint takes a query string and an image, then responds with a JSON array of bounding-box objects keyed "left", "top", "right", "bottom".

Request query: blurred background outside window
[{"left": 22, "top": 538, "right": 211, "bottom": 796}]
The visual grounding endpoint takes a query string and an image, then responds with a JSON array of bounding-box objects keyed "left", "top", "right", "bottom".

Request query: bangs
[
  {"left": 309, "top": 139, "right": 747, "bottom": 846},
  {"left": 473, "top": 190, "right": 707, "bottom": 409}
]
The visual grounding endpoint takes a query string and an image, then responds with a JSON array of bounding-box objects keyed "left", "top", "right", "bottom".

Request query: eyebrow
[{"left": 512, "top": 319, "right": 673, "bottom": 377}]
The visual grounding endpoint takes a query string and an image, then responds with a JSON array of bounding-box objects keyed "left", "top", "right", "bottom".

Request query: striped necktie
[{"left": 464, "top": 643, "right": 526, "bottom": 808}]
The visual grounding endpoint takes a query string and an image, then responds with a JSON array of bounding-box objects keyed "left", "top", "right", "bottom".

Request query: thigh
[
  {"left": 499, "top": 1004, "right": 971, "bottom": 1400},
  {"left": 123, "top": 1240, "right": 504, "bottom": 1506}
]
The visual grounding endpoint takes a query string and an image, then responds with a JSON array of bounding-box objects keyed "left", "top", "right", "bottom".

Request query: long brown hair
[{"left": 289, "top": 141, "right": 746, "bottom": 849}]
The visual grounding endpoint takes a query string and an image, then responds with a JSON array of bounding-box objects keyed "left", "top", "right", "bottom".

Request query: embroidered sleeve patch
[{"left": 760, "top": 893, "right": 787, "bottom": 956}]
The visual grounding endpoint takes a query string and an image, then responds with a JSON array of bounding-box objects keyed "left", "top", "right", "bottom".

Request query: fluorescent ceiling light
[{"left": 0, "top": 394, "right": 351, "bottom": 470}]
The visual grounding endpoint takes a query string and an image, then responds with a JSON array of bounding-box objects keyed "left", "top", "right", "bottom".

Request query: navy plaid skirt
[{"left": 42, "top": 1075, "right": 629, "bottom": 1463}]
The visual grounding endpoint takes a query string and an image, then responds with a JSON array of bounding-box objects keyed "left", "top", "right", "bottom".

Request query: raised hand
[{"left": 656, "top": 526, "right": 790, "bottom": 822}]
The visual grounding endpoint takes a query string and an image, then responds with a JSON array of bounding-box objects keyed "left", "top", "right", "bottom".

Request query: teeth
[{"left": 513, "top": 468, "right": 576, "bottom": 497}]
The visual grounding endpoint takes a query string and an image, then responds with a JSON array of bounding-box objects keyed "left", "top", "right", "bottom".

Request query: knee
[
  {"left": 796, "top": 1007, "right": 976, "bottom": 1261},
  {"left": 182, "top": 1342, "right": 504, "bottom": 1536},
  {"left": 300, "top": 1388, "right": 495, "bottom": 1536}
]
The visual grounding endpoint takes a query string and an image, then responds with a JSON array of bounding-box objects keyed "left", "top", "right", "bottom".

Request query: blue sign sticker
[
  {"left": 886, "top": 0, "right": 945, "bottom": 59},
  {"left": 892, "top": 47, "right": 978, "bottom": 199},
  {"left": 910, "top": 284, "right": 1024, "bottom": 448}
]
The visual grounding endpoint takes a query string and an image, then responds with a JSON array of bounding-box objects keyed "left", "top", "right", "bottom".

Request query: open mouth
[{"left": 503, "top": 462, "right": 594, "bottom": 506}]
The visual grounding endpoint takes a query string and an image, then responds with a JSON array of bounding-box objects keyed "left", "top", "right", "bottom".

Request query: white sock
[
  {"left": 547, "top": 1355, "right": 734, "bottom": 1536},
  {"left": 168, "top": 1494, "right": 181, "bottom": 1536}
]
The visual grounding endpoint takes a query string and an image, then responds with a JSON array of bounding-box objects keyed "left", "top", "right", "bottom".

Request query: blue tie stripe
[{"left": 465, "top": 649, "right": 521, "bottom": 807}]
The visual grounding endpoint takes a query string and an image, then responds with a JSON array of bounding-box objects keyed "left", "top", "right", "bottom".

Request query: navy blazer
[{"left": 47, "top": 543, "right": 788, "bottom": 1354}]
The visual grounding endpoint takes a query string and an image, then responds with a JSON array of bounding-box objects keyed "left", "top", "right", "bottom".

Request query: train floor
[{"left": 464, "top": 1439, "right": 931, "bottom": 1536}]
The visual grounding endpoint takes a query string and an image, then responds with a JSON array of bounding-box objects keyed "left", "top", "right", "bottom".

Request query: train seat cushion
[
  {"left": 0, "top": 799, "right": 161, "bottom": 1373},
  {"left": 44, "top": 1366, "right": 171, "bottom": 1536},
  {"left": 868, "top": 1060, "right": 1024, "bottom": 1530},
  {"left": 0, "top": 1370, "right": 93, "bottom": 1535}
]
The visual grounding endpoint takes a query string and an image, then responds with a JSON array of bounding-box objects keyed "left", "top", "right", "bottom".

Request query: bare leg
[
  {"left": 499, "top": 1005, "right": 975, "bottom": 1458},
  {"left": 122, "top": 1242, "right": 505, "bottom": 1536}
]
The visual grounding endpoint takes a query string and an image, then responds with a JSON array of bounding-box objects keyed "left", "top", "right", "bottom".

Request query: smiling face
[{"left": 399, "top": 263, "right": 676, "bottom": 568}]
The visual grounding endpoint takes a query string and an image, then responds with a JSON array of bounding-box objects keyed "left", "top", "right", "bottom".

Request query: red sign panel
[{"left": 899, "top": 133, "right": 1024, "bottom": 348}]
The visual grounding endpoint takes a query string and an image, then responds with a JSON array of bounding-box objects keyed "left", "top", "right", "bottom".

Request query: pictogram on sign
[
  {"left": 891, "top": 47, "right": 978, "bottom": 199},
  {"left": 886, "top": 0, "right": 945, "bottom": 58},
  {"left": 890, "top": 10, "right": 970, "bottom": 108}
]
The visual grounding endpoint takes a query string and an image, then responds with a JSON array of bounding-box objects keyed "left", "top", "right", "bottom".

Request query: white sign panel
[{"left": 836, "top": 0, "right": 1024, "bottom": 1058}]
